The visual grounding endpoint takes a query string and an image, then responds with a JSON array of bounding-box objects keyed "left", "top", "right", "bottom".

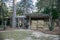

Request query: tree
[
  {"left": 56, "top": 0, "right": 60, "bottom": 13},
  {"left": 12, "top": 0, "right": 16, "bottom": 28},
  {"left": 43, "top": 5, "right": 59, "bottom": 31},
  {"left": 16, "top": 0, "right": 34, "bottom": 14},
  {"left": 43, "top": 0, "right": 59, "bottom": 31},
  {"left": 0, "top": 0, "right": 8, "bottom": 30},
  {"left": 36, "top": 0, "right": 50, "bottom": 13},
  {"left": 0, "top": 0, "right": 9, "bottom": 18},
  {"left": 16, "top": 6, "right": 23, "bottom": 15},
  {"left": 36, "top": 0, "right": 59, "bottom": 31},
  {"left": 16, "top": 0, "right": 34, "bottom": 29}
]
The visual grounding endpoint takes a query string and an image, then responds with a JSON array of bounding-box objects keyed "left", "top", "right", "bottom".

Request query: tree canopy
[
  {"left": 0, "top": 0, "right": 8, "bottom": 18},
  {"left": 16, "top": 0, "right": 34, "bottom": 15}
]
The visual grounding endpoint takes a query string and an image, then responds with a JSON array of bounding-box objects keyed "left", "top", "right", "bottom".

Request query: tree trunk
[
  {"left": 49, "top": 12, "right": 54, "bottom": 31},
  {"left": 12, "top": 0, "right": 16, "bottom": 28}
]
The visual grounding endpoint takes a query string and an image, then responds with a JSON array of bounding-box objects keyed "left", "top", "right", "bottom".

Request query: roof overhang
[
  {"left": 16, "top": 15, "right": 26, "bottom": 18},
  {"left": 25, "top": 14, "right": 49, "bottom": 19}
]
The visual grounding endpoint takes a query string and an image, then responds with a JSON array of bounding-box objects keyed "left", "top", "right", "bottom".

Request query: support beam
[
  {"left": 29, "top": 16, "right": 31, "bottom": 29},
  {"left": 37, "top": 20, "right": 38, "bottom": 30},
  {"left": 18, "top": 18, "right": 19, "bottom": 27},
  {"left": 22, "top": 18, "right": 25, "bottom": 29}
]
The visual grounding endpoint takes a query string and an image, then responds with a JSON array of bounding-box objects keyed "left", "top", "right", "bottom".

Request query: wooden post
[
  {"left": 18, "top": 18, "right": 19, "bottom": 27},
  {"left": 29, "top": 16, "right": 31, "bottom": 29},
  {"left": 5, "top": 20, "right": 7, "bottom": 27},
  {"left": 37, "top": 20, "right": 38, "bottom": 30},
  {"left": 22, "top": 18, "right": 25, "bottom": 29}
]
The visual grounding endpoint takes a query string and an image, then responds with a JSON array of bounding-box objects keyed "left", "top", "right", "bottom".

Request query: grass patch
[{"left": 0, "top": 30, "right": 31, "bottom": 40}]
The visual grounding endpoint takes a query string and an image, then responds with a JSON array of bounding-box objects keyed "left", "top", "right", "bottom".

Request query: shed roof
[
  {"left": 25, "top": 14, "right": 49, "bottom": 19},
  {"left": 16, "top": 15, "right": 26, "bottom": 18}
]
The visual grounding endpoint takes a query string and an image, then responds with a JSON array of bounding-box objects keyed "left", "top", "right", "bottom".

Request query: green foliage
[
  {"left": 43, "top": 7, "right": 50, "bottom": 14},
  {"left": 16, "top": 0, "right": 34, "bottom": 14},
  {"left": 43, "top": 6, "right": 59, "bottom": 19},
  {"left": 52, "top": 8, "right": 59, "bottom": 19},
  {"left": 16, "top": 7, "right": 23, "bottom": 15},
  {"left": 43, "top": 6, "right": 59, "bottom": 31},
  {"left": 36, "top": 0, "right": 59, "bottom": 31},
  {"left": 0, "top": 0, "right": 9, "bottom": 18},
  {"left": 36, "top": 0, "right": 50, "bottom": 13},
  {"left": 1, "top": 4, "right": 8, "bottom": 17}
]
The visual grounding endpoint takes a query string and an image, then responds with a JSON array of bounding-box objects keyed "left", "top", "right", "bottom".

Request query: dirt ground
[
  {"left": 6, "top": 27, "right": 60, "bottom": 35},
  {"left": 33, "top": 27, "right": 60, "bottom": 35},
  {"left": 0, "top": 26, "right": 60, "bottom": 35}
]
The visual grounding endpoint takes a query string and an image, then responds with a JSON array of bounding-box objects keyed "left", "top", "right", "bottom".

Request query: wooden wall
[{"left": 31, "top": 20, "right": 49, "bottom": 30}]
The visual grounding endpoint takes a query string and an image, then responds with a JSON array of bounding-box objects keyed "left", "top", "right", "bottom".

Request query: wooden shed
[{"left": 25, "top": 14, "right": 49, "bottom": 30}]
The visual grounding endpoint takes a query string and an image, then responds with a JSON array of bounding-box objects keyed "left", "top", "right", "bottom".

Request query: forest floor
[
  {"left": 35, "top": 27, "right": 60, "bottom": 35},
  {"left": 0, "top": 29, "right": 59, "bottom": 40},
  {"left": 0, "top": 26, "right": 60, "bottom": 35}
]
